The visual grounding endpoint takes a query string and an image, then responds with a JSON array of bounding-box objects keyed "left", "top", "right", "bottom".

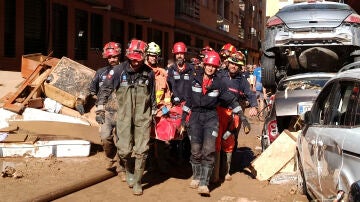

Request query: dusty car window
[
  {"left": 322, "top": 81, "right": 360, "bottom": 126},
  {"left": 278, "top": 78, "right": 328, "bottom": 91},
  {"left": 311, "top": 83, "right": 335, "bottom": 125}
]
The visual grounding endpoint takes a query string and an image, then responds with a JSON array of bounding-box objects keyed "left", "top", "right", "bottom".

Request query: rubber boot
[
  {"left": 124, "top": 158, "right": 135, "bottom": 188},
  {"left": 133, "top": 157, "right": 146, "bottom": 195},
  {"left": 198, "top": 165, "right": 213, "bottom": 196},
  {"left": 225, "top": 152, "right": 232, "bottom": 181},
  {"left": 118, "top": 157, "right": 126, "bottom": 182},
  {"left": 189, "top": 163, "right": 201, "bottom": 189},
  {"left": 211, "top": 151, "right": 221, "bottom": 183}
]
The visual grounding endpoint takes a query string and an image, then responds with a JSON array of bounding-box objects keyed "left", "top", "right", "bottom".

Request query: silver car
[
  {"left": 297, "top": 62, "right": 360, "bottom": 201},
  {"left": 261, "top": 72, "right": 335, "bottom": 151},
  {"left": 261, "top": 1, "right": 360, "bottom": 90}
]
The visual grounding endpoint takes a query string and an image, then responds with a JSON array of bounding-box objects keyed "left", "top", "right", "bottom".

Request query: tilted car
[
  {"left": 261, "top": 1, "right": 360, "bottom": 91},
  {"left": 261, "top": 72, "right": 335, "bottom": 151},
  {"left": 296, "top": 61, "right": 360, "bottom": 201}
]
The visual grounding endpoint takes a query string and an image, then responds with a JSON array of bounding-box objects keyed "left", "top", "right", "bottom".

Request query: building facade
[{"left": 0, "top": 0, "right": 264, "bottom": 71}]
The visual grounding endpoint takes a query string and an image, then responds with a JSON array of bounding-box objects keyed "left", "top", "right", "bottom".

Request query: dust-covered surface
[{"left": 0, "top": 110, "right": 310, "bottom": 202}]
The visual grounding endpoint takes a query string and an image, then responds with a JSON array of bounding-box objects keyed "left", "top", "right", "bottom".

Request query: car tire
[
  {"left": 261, "top": 55, "right": 276, "bottom": 90},
  {"left": 295, "top": 149, "right": 307, "bottom": 195}
]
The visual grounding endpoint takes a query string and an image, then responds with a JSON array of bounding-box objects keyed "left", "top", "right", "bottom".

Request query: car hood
[
  {"left": 275, "top": 89, "right": 321, "bottom": 116},
  {"left": 277, "top": 9, "right": 351, "bottom": 29}
]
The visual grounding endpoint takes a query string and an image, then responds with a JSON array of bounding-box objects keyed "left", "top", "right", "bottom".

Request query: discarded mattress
[{"left": 0, "top": 139, "right": 90, "bottom": 158}]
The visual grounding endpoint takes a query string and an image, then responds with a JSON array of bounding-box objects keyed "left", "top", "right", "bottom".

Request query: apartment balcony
[{"left": 217, "top": 15, "right": 230, "bottom": 33}]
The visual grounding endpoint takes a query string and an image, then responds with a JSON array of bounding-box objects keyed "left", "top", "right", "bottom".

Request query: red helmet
[
  {"left": 172, "top": 42, "right": 187, "bottom": 54},
  {"left": 199, "top": 46, "right": 214, "bottom": 58},
  {"left": 219, "top": 43, "right": 237, "bottom": 58},
  {"left": 126, "top": 39, "right": 147, "bottom": 61},
  {"left": 190, "top": 57, "right": 200, "bottom": 65},
  {"left": 102, "top": 42, "right": 121, "bottom": 58},
  {"left": 203, "top": 51, "right": 221, "bottom": 67}
]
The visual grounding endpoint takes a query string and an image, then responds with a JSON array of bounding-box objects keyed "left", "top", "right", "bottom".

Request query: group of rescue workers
[{"left": 89, "top": 39, "right": 259, "bottom": 196}]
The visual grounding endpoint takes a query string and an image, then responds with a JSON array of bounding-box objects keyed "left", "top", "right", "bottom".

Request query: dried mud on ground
[{"left": 0, "top": 115, "right": 309, "bottom": 202}]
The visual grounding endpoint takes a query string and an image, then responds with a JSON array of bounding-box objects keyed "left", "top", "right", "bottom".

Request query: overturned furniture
[
  {"left": 251, "top": 130, "right": 299, "bottom": 181},
  {"left": 44, "top": 56, "right": 95, "bottom": 109}
]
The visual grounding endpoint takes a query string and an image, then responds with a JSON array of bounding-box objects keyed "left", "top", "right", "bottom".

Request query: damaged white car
[{"left": 296, "top": 61, "right": 360, "bottom": 201}]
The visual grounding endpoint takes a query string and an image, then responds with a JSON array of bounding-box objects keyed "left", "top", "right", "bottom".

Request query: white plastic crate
[{"left": 0, "top": 139, "right": 91, "bottom": 158}]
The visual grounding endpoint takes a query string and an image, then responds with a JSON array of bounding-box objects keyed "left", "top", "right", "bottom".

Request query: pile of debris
[{"left": 0, "top": 53, "right": 101, "bottom": 158}]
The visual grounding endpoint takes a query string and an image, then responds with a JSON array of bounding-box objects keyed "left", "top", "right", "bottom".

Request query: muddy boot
[
  {"left": 198, "top": 165, "right": 213, "bottom": 196},
  {"left": 133, "top": 157, "right": 146, "bottom": 195},
  {"left": 189, "top": 163, "right": 201, "bottom": 189},
  {"left": 211, "top": 151, "right": 220, "bottom": 183},
  {"left": 225, "top": 152, "right": 232, "bottom": 181},
  {"left": 124, "top": 158, "right": 135, "bottom": 188},
  {"left": 118, "top": 158, "right": 126, "bottom": 182}
]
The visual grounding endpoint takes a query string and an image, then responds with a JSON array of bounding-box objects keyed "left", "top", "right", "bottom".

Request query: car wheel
[
  {"left": 261, "top": 55, "right": 276, "bottom": 90},
  {"left": 295, "top": 149, "right": 307, "bottom": 195}
]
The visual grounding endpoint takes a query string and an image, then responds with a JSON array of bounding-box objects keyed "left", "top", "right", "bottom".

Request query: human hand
[{"left": 75, "top": 98, "right": 85, "bottom": 115}]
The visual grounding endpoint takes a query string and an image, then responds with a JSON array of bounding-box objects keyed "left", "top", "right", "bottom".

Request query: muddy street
[{"left": 0, "top": 112, "right": 309, "bottom": 202}]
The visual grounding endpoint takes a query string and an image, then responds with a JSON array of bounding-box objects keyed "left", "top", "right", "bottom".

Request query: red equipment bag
[{"left": 155, "top": 104, "right": 189, "bottom": 141}]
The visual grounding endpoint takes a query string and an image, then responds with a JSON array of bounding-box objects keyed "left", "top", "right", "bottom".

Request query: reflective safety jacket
[
  {"left": 167, "top": 63, "right": 195, "bottom": 104},
  {"left": 90, "top": 66, "right": 118, "bottom": 111},
  {"left": 147, "top": 63, "right": 172, "bottom": 108},
  {"left": 182, "top": 71, "right": 241, "bottom": 114},
  {"left": 89, "top": 66, "right": 112, "bottom": 95},
  {"left": 219, "top": 69, "right": 258, "bottom": 108}
]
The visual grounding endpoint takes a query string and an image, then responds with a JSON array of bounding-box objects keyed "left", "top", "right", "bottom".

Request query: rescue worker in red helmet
[
  {"left": 212, "top": 51, "right": 257, "bottom": 183},
  {"left": 167, "top": 42, "right": 194, "bottom": 163},
  {"left": 182, "top": 50, "right": 249, "bottom": 196},
  {"left": 167, "top": 42, "right": 195, "bottom": 106},
  {"left": 91, "top": 42, "right": 126, "bottom": 180},
  {"left": 96, "top": 39, "right": 156, "bottom": 195},
  {"left": 219, "top": 43, "right": 237, "bottom": 69}
]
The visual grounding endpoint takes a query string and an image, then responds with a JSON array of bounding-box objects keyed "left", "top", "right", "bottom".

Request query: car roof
[
  {"left": 279, "top": 1, "right": 352, "bottom": 13},
  {"left": 332, "top": 62, "right": 360, "bottom": 81},
  {"left": 281, "top": 72, "right": 337, "bottom": 82}
]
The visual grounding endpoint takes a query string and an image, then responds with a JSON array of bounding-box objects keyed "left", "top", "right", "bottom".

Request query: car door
[
  {"left": 315, "top": 81, "right": 355, "bottom": 199},
  {"left": 317, "top": 81, "right": 360, "bottom": 198},
  {"left": 300, "top": 82, "right": 336, "bottom": 196}
]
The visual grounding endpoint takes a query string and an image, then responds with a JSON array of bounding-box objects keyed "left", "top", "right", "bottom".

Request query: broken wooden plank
[
  {"left": 251, "top": 129, "right": 299, "bottom": 181},
  {"left": 8, "top": 120, "right": 101, "bottom": 145},
  {"left": 3, "top": 52, "right": 53, "bottom": 113},
  {"left": 0, "top": 133, "right": 28, "bottom": 143}
]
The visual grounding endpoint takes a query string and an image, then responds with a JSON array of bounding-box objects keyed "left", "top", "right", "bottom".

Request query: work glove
[
  {"left": 161, "top": 106, "right": 169, "bottom": 116},
  {"left": 75, "top": 100, "right": 85, "bottom": 115},
  {"left": 238, "top": 111, "right": 251, "bottom": 134},
  {"left": 95, "top": 105, "right": 105, "bottom": 124}
]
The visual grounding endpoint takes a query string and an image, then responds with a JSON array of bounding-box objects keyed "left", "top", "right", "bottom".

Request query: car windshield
[
  {"left": 278, "top": 77, "right": 330, "bottom": 91},
  {"left": 279, "top": 4, "right": 350, "bottom": 12}
]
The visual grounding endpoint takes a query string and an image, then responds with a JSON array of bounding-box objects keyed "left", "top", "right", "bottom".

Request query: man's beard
[{"left": 176, "top": 58, "right": 185, "bottom": 66}]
